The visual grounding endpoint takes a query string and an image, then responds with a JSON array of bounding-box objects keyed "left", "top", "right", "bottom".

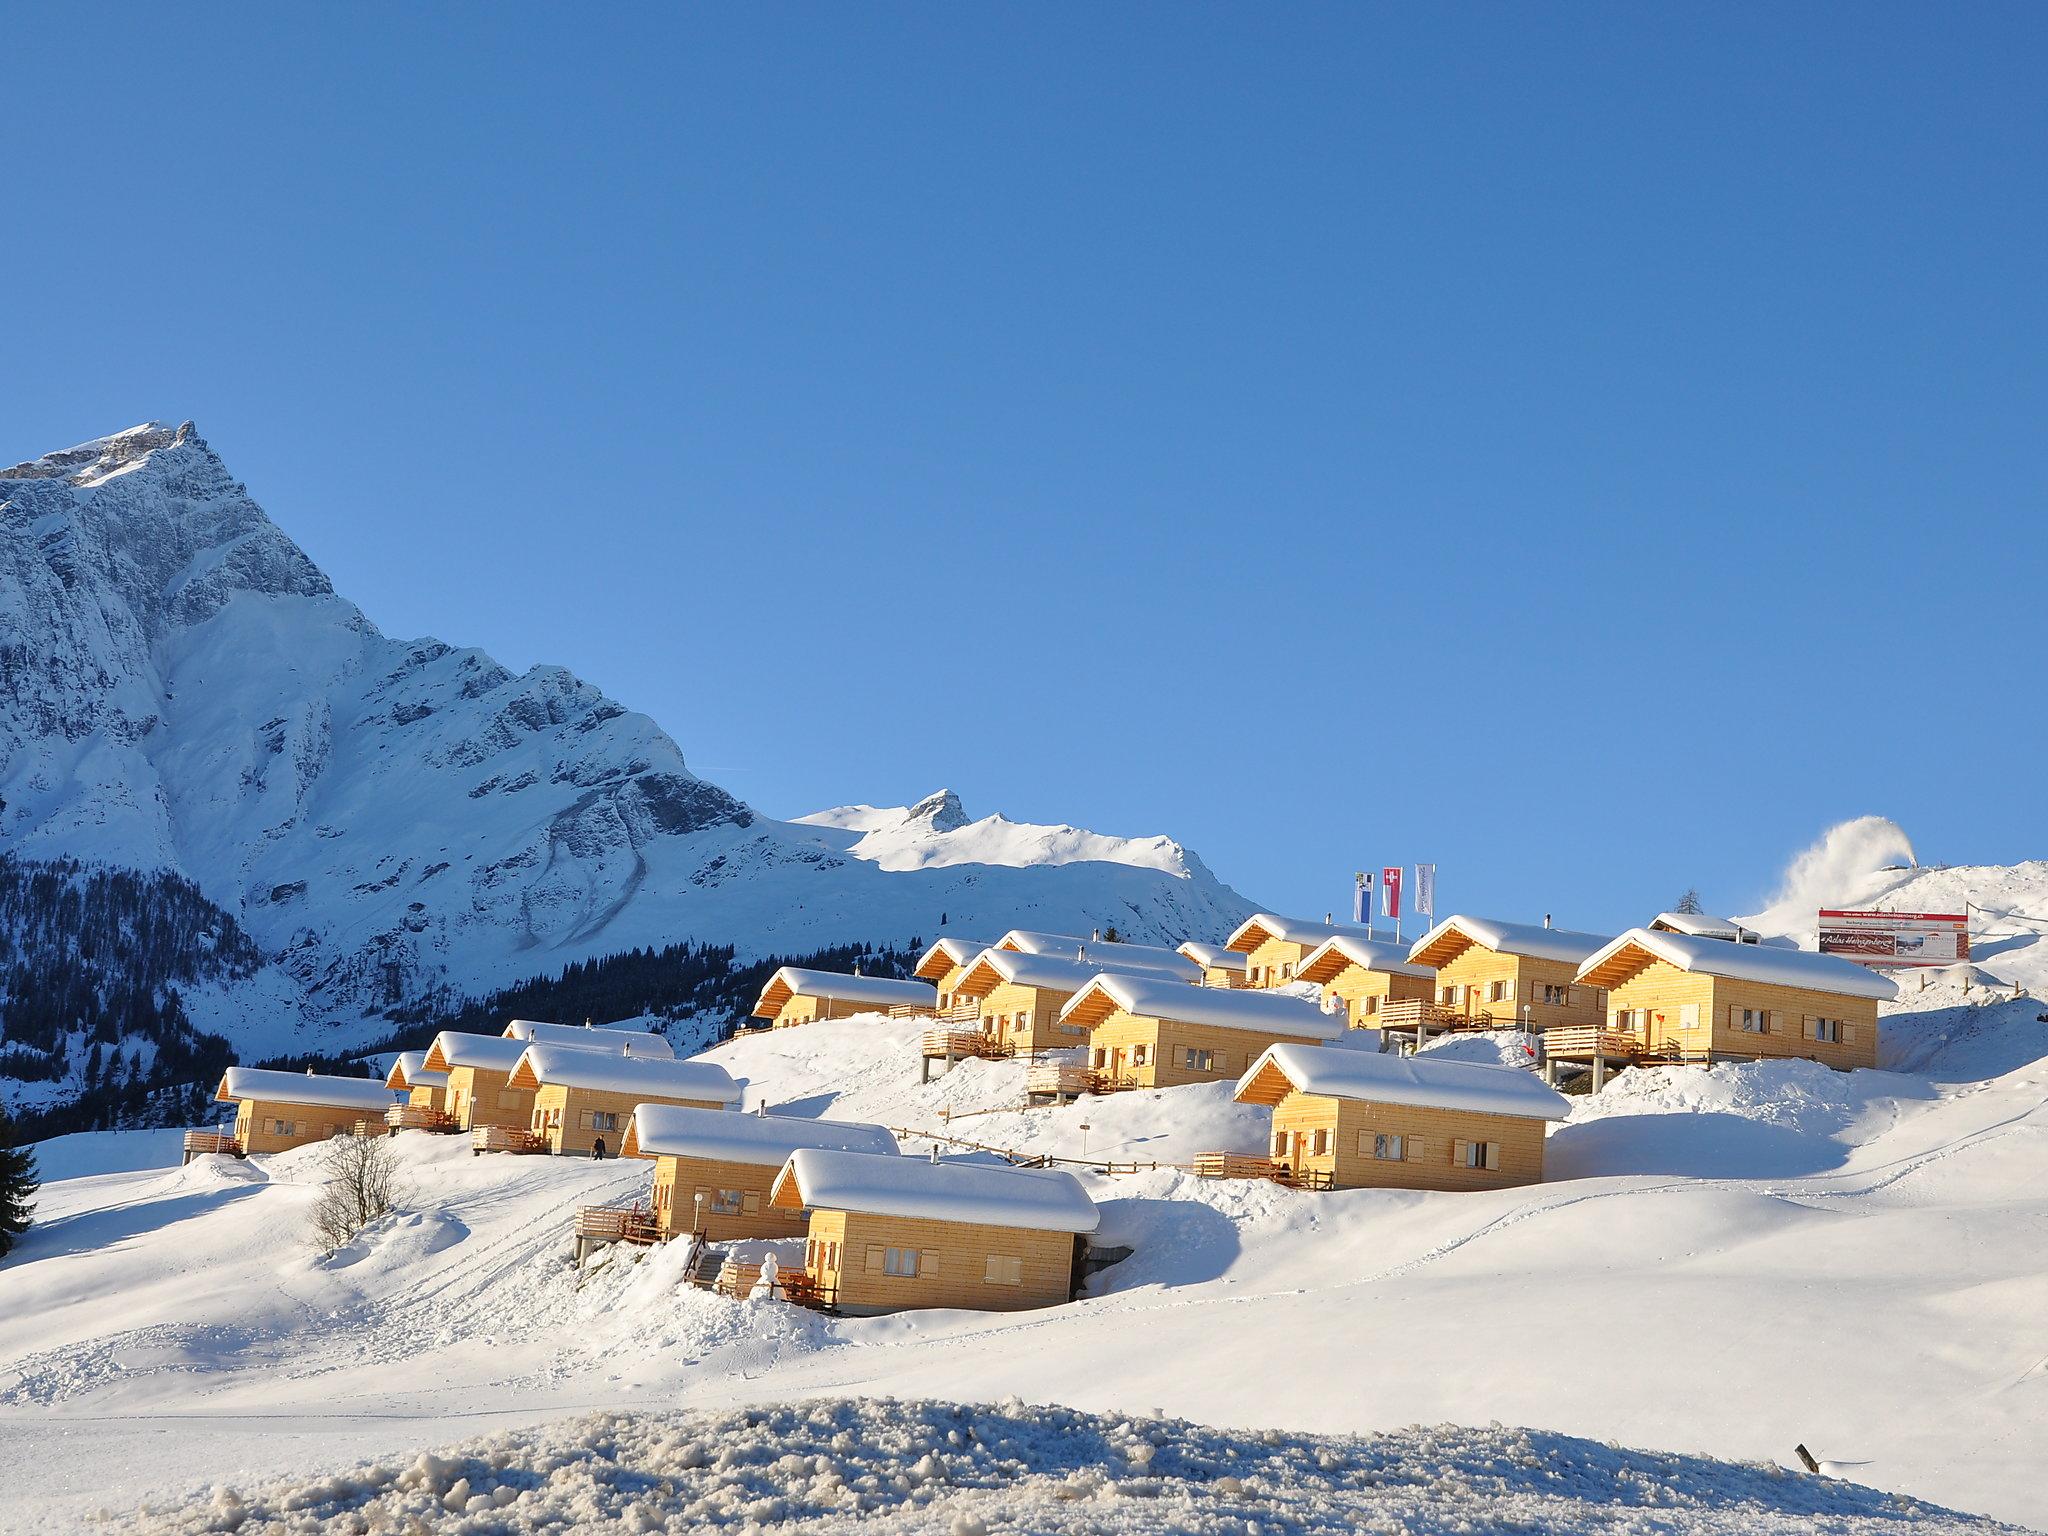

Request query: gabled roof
[
  {"left": 953, "top": 948, "right": 1189, "bottom": 999},
  {"left": 506, "top": 1045, "right": 743, "bottom": 1104},
  {"left": 215, "top": 1067, "right": 395, "bottom": 1112},
  {"left": 769, "top": 1149, "right": 1099, "bottom": 1234},
  {"left": 1407, "top": 915, "right": 1613, "bottom": 970},
  {"left": 503, "top": 1019, "right": 675, "bottom": 1058},
  {"left": 751, "top": 968, "right": 937, "bottom": 1018},
  {"left": 914, "top": 937, "right": 994, "bottom": 981},
  {"left": 622, "top": 1104, "right": 898, "bottom": 1164},
  {"left": 1223, "top": 913, "right": 1375, "bottom": 954},
  {"left": 993, "top": 931, "right": 1201, "bottom": 981},
  {"left": 1576, "top": 928, "right": 1899, "bottom": 1000},
  {"left": 422, "top": 1031, "right": 533, "bottom": 1074},
  {"left": 1177, "top": 941, "right": 1248, "bottom": 974},
  {"left": 1236, "top": 1043, "right": 1571, "bottom": 1121},
  {"left": 384, "top": 1051, "right": 447, "bottom": 1092},
  {"left": 1647, "top": 912, "right": 1751, "bottom": 942},
  {"left": 1295, "top": 935, "right": 1436, "bottom": 985},
  {"left": 1057, "top": 971, "right": 1345, "bottom": 1040}
]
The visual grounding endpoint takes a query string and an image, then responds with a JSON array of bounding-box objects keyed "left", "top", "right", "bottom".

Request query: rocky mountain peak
[{"left": 904, "top": 788, "right": 969, "bottom": 832}]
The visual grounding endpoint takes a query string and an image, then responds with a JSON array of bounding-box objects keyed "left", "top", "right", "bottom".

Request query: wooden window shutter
[
  {"left": 1768, "top": 1011, "right": 1786, "bottom": 1035},
  {"left": 1841, "top": 1023, "right": 1856, "bottom": 1045},
  {"left": 1484, "top": 1143, "right": 1502, "bottom": 1171},
  {"left": 1453, "top": 1138, "right": 1469, "bottom": 1166},
  {"left": 1501, "top": 979, "right": 1514, "bottom": 1001},
  {"left": 865, "top": 1245, "right": 886, "bottom": 1274},
  {"left": 742, "top": 1191, "right": 761, "bottom": 1213},
  {"left": 1800, "top": 1015, "right": 1815, "bottom": 1040},
  {"left": 920, "top": 1250, "right": 939, "bottom": 1277},
  {"left": 1406, "top": 1137, "right": 1421, "bottom": 1162}
]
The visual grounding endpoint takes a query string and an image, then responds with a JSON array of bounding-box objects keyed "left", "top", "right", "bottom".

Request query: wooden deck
[
  {"left": 383, "top": 1104, "right": 459, "bottom": 1134},
  {"left": 920, "top": 1027, "right": 1015, "bottom": 1062},
  {"left": 573, "top": 1200, "right": 661, "bottom": 1261},
  {"left": 181, "top": 1130, "right": 240, "bottom": 1164},
  {"left": 893, "top": 1002, "right": 980, "bottom": 1025},
  {"left": 1539, "top": 1026, "right": 1646, "bottom": 1061},
  {"left": 471, "top": 1125, "right": 547, "bottom": 1156},
  {"left": 1024, "top": 1062, "right": 1121, "bottom": 1103},
  {"left": 1376, "top": 999, "right": 1504, "bottom": 1034},
  {"left": 1192, "top": 1152, "right": 1332, "bottom": 1190}
]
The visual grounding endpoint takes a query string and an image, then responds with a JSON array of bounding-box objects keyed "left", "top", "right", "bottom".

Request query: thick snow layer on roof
[
  {"left": 424, "top": 1031, "right": 533, "bottom": 1073},
  {"left": 774, "top": 1148, "right": 1099, "bottom": 1233},
  {"left": 767, "top": 968, "right": 936, "bottom": 1008},
  {"left": 996, "top": 931, "right": 1200, "bottom": 979},
  {"left": 1582, "top": 928, "right": 1899, "bottom": 1000},
  {"left": 914, "top": 936, "right": 992, "bottom": 974},
  {"left": 1224, "top": 913, "right": 1376, "bottom": 953},
  {"left": 1648, "top": 912, "right": 1749, "bottom": 940},
  {"left": 1411, "top": 915, "right": 1613, "bottom": 967},
  {"left": 509, "top": 1045, "right": 742, "bottom": 1104},
  {"left": 216, "top": 1067, "right": 394, "bottom": 1112},
  {"left": 963, "top": 948, "right": 1190, "bottom": 996},
  {"left": 1177, "top": 940, "right": 1248, "bottom": 972},
  {"left": 384, "top": 1052, "right": 447, "bottom": 1092},
  {"left": 624, "top": 1103, "right": 897, "bottom": 1165},
  {"left": 1240, "top": 1043, "right": 1570, "bottom": 1121},
  {"left": 1300, "top": 935, "right": 1436, "bottom": 980},
  {"left": 504, "top": 1019, "right": 674, "bottom": 1057},
  {"left": 1064, "top": 972, "right": 1345, "bottom": 1039}
]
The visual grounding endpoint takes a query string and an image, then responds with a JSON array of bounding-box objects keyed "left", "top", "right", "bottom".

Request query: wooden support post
[{"left": 1591, "top": 1050, "right": 1608, "bottom": 1093}]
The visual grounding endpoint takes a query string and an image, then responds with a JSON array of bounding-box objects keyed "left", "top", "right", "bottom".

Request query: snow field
[{"left": 104, "top": 1397, "right": 2017, "bottom": 1535}]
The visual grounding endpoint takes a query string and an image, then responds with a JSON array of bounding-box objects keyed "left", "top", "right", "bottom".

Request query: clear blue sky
[{"left": 6, "top": 4, "right": 2044, "bottom": 931}]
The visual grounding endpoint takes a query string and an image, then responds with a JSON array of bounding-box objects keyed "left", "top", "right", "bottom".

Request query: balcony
[
  {"left": 471, "top": 1125, "right": 547, "bottom": 1156},
  {"left": 384, "top": 1104, "right": 459, "bottom": 1134},
  {"left": 181, "top": 1129, "right": 241, "bottom": 1164}
]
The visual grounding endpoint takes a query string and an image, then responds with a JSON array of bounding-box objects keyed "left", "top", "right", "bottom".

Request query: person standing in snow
[{"left": 592, "top": 1135, "right": 607, "bottom": 1160}]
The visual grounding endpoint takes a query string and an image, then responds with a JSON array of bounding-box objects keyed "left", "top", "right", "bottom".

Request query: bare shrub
[{"left": 309, "top": 1133, "right": 411, "bottom": 1252}]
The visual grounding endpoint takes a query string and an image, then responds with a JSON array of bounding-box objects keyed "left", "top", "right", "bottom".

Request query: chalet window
[
  {"left": 1091, "top": 1048, "right": 1107, "bottom": 1068},
  {"left": 1679, "top": 1003, "right": 1700, "bottom": 1030},
  {"left": 984, "top": 1254, "right": 1024, "bottom": 1285},
  {"left": 1016, "top": 1010, "right": 1031, "bottom": 1033},
  {"left": 1487, "top": 981, "right": 1505, "bottom": 1004},
  {"left": 1370, "top": 1133, "right": 1405, "bottom": 1161},
  {"left": 271, "top": 1119, "right": 297, "bottom": 1137},
  {"left": 1440, "top": 985, "right": 1455, "bottom": 1004},
  {"left": 1455, "top": 1139, "right": 1503, "bottom": 1171},
  {"left": 1542, "top": 984, "right": 1571, "bottom": 1006},
  {"left": 1132, "top": 1044, "right": 1149, "bottom": 1066},
  {"left": 710, "top": 1189, "right": 744, "bottom": 1215},
  {"left": 1808, "top": 1016, "right": 1845, "bottom": 1043},
  {"left": 1181, "top": 1047, "right": 1217, "bottom": 1072},
  {"left": 1736, "top": 1007, "right": 1768, "bottom": 1034},
  {"left": 1361, "top": 995, "right": 1379, "bottom": 1015},
  {"left": 1281, "top": 962, "right": 1295, "bottom": 979},
  {"left": 1272, "top": 1128, "right": 1288, "bottom": 1157},
  {"left": 1310, "top": 1128, "right": 1331, "bottom": 1156},
  {"left": 594, "top": 1112, "right": 619, "bottom": 1132},
  {"left": 884, "top": 1247, "right": 918, "bottom": 1277}
]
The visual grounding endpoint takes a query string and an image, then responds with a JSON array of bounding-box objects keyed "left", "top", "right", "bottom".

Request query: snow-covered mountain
[{"left": 0, "top": 423, "right": 1256, "bottom": 1067}]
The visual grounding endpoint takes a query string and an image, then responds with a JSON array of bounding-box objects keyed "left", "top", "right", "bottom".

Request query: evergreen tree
[
  {"left": 1674, "top": 888, "right": 1705, "bottom": 915},
  {"left": 0, "top": 1104, "right": 37, "bottom": 1259}
]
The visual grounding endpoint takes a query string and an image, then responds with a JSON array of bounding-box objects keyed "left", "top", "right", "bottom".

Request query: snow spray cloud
[{"left": 1767, "top": 816, "right": 1917, "bottom": 916}]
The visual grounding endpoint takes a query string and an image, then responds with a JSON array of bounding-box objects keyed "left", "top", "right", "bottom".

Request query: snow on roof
[
  {"left": 957, "top": 947, "right": 1191, "bottom": 997},
  {"left": 422, "top": 1031, "right": 533, "bottom": 1074},
  {"left": 503, "top": 1019, "right": 675, "bottom": 1057},
  {"left": 1296, "top": 935, "right": 1436, "bottom": 984},
  {"left": 770, "top": 1148, "right": 1099, "bottom": 1234},
  {"left": 622, "top": 1103, "right": 899, "bottom": 1165},
  {"left": 506, "top": 1045, "right": 743, "bottom": 1104},
  {"left": 1059, "top": 971, "right": 1345, "bottom": 1040},
  {"left": 752, "top": 968, "right": 937, "bottom": 1016},
  {"left": 994, "top": 931, "right": 1200, "bottom": 980},
  {"left": 1236, "top": 1043, "right": 1571, "bottom": 1121},
  {"left": 1408, "top": 915, "right": 1613, "bottom": 968},
  {"left": 1647, "top": 912, "right": 1750, "bottom": 941},
  {"left": 215, "top": 1067, "right": 395, "bottom": 1112},
  {"left": 1177, "top": 941, "right": 1248, "bottom": 973},
  {"left": 914, "top": 936, "right": 994, "bottom": 979},
  {"left": 1223, "top": 913, "right": 1376, "bottom": 954},
  {"left": 384, "top": 1051, "right": 447, "bottom": 1092},
  {"left": 1578, "top": 928, "right": 1899, "bottom": 1000}
]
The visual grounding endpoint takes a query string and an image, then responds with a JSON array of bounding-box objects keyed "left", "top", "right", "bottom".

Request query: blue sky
[{"left": 6, "top": 4, "right": 2044, "bottom": 931}]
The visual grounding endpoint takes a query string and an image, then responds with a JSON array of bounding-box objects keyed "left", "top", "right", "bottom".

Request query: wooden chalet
[
  {"left": 619, "top": 1103, "right": 899, "bottom": 1242},
  {"left": 946, "top": 949, "right": 1170, "bottom": 1058},
  {"left": 1646, "top": 912, "right": 1758, "bottom": 943},
  {"left": 503, "top": 1018, "right": 675, "bottom": 1058},
  {"left": 508, "top": 1045, "right": 742, "bottom": 1156},
  {"left": 768, "top": 1148, "right": 1099, "bottom": 1315},
  {"left": 1234, "top": 1042, "right": 1570, "bottom": 1191},
  {"left": 750, "top": 968, "right": 937, "bottom": 1029},
  {"left": 421, "top": 1031, "right": 541, "bottom": 1133},
  {"left": 382, "top": 1050, "right": 455, "bottom": 1133},
  {"left": 1224, "top": 913, "right": 1376, "bottom": 988},
  {"left": 1405, "top": 916, "right": 1613, "bottom": 1032},
  {"left": 1293, "top": 936, "right": 1436, "bottom": 1026},
  {"left": 1054, "top": 971, "right": 1344, "bottom": 1092},
  {"left": 1571, "top": 927, "right": 1893, "bottom": 1074},
  {"left": 193, "top": 1067, "right": 396, "bottom": 1161},
  {"left": 993, "top": 930, "right": 1202, "bottom": 982},
  {"left": 1178, "top": 941, "right": 1250, "bottom": 988},
  {"left": 912, "top": 937, "right": 994, "bottom": 1011}
]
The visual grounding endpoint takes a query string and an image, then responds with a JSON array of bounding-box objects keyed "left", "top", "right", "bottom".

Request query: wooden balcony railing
[
  {"left": 1192, "top": 1152, "right": 1333, "bottom": 1190},
  {"left": 472, "top": 1125, "right": 547, "bottom": 1156},
  {"left": 1375, "top": 999, "right": 1499, "bottom": 1033},
  {"left": 1540, "top": 1027, "right": 1645, "bottom": 1060},
  {"left": 891, "top": 1002, "right": 981, "bottom": 1024},
  {"left": 384, "top": 1104, "right": 458, "bottom": 1134},
  {"left": 181, "top": 1129, "right": 241, "bottom": 1164},
  {"left": 920, "top": 1027, "right": 1015, "bottom": 1062},
  {"left": 575, "top": 1202, "right": 662, "bottom": 1248},
  {"left": 777, "top": 1267, "right": 836, "bottom": 1312}
]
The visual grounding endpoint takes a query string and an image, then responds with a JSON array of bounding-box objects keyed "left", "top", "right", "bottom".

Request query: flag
[
  {"left": 1414, "top": 863, "right": 1436, "bottom": 918},
  {"left": 1381, "top": 866, "right": 1402, "bottom": 920},
  {"left": 1351, "top": 873, "right": 1372, "bottom": 925}
]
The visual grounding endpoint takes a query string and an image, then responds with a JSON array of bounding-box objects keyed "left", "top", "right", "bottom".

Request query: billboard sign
[{"left": 1816, "top": 910, "right": 1970, "bottom": 968}]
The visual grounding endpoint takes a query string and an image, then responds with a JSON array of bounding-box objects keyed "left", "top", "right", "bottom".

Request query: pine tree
[
  {"left": 0, "top": 1104, "right": 38, "bottom": 1259},
  {"left": 1674, "top": 888, "right": 1704, "bottom": 915}
]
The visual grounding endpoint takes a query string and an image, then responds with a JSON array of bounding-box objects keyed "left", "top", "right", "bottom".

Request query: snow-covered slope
[
  {"left": 0, "top": 425, "right": 1255, "bottom": 1068},
  {"left": 5, "top": 996, "right": 2048, "bottom": 1529}
]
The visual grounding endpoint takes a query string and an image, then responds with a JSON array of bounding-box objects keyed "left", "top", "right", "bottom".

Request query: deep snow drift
[{"left": 109, "top": 1399, "right": 2013, "bottom": 1535}]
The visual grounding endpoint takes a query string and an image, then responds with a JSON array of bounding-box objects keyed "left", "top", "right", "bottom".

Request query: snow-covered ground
[{"left": 4, "top": 998, "right": 2047, "bottom": 1531}]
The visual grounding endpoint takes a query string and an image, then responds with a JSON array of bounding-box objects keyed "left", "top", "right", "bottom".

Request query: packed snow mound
[{"left": 107, "top": 1398, "right": 2006, "bottom": 1535}]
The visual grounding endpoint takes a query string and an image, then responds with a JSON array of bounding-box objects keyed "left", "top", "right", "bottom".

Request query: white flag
[{"left": 1414, "top": 863, "right": 1436, "bottom": 918}]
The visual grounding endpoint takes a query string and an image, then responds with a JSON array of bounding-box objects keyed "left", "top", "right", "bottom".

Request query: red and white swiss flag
[{"left": 1380, "top": 866, "right": 1402, "bottom": 920}]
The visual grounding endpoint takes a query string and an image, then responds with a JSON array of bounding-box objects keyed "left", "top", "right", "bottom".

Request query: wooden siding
[
  {"left": 802, "top": 1208, "right": 1077, "bottom": 1315},
  {"left": 406, "top": 1082, "right": 450, "bottom": 1113},
  {"left": 1241, "top": 935, "right": 1316, "bottom": 989},
  {"left": 446, "top": 1066, "right": 536, "bottom": 1132},
  {"left": 976, "top": 981, "right": 1088, "bottom": 1056},
  {"left": 1268, "top": 1088, "right": 1549, "bottom": 1191},
  {"left": 229, "top": 1097, "right": 365, "bottom": 1155},
  {"left": 1084, "top": 1008, "right": 1328, "bottom": 1089},
  {"left": 650, "top": 1154, "right": 806, "bottom": 1241},
  {"left": 531, "top": 1084, "right": 730, "bottom": 1156},
  {"left": 771, "top": 994, "right": 896, "bottom": 1029},
  {"left": 1320, "top": 964, "right": 1436, "bottom": 1027},
  {"left": 1604, "top": 956, "right": 1880, "bottom": 1068},
  {"left": 1431, "top": 945, "right": 1606, "bottom": 1031}
]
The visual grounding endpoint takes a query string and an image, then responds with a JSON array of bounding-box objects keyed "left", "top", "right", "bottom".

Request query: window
[
  {"left": 1361, "top": 995, "right": 1379, "bottom": 1016},
  {"left": 826, "top": 1241, "right": 839, "bottom": 1270},
  {"left": 1091, "top": 1047, "right": 1107, "bottom": 1069},
  {"left": 1370, "top": 1133, "right": 1405, "bottom": 1161},
  {"left": 984, "top": 1254, "right": 1024, "bottom": 1286},
  {"left": 1487, "top": 980, "right": 1506, "bottom": 1004},
  {"left": 1679, "top": 1003, "right": 1700, "bottom": 1031},
  {"left": 593, "top": 1111, "right": 618, "bottom": 1132},
  {"left": 1132, "top": 1043, "right": 1149, "bottom": 1066},
  {"left": 271, "top": 1119, "right": 297, "bottom": 1137},
  {"left": 1809, "top": 1016, "right": 1845, "bottom": 1043},
  {"left": 1440, "top": 985, "right": 1455, "bottom": 1004},
  {"left": 1456, "top": 1139, "right": 1502, "bottom": 1171},
  {"left": 1737, "top": 1007, "right": 1769, "bottom": 1034},
  {"left": 1281, "top": 962, "right": 1295, "bottom": 979},
  {"left": 884, "top": 1247, "right": 916, "bottom": 1277},
  {"left": 1181, "top": 1047, "right": 1217, "bottom": 1072},
  {"left": 1542, "top": 984, "right": 1572, "bottom": 1006},
  {"left": 709, "top": 1189, "right": 744, "bottom": 1216},
  {"left": 1310, "top": 1128, "right": 1331, "bottom": 1156},
  {"left": 1272, "top": 1128, "right": 1288, "bottom": 1157},
  {"left": 1016, "top": 1010, "right": 1031, "bottom": 1033}
]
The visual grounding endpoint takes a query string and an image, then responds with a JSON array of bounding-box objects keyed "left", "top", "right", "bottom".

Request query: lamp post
[
  {"left": 1079, "top": 1121, "right": 1092, "bottom": 1159},
  {"left": 692, "top": 1191, "right": 704, "bottom": 1237}
]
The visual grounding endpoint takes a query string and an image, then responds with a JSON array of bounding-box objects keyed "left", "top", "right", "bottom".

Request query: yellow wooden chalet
[
  {"left": 1406, "top": 915, "right": 1612, "bottom": 1031},
  {"left": 1294, "top": 936, "right": 1436, "bottom": 1026}
]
